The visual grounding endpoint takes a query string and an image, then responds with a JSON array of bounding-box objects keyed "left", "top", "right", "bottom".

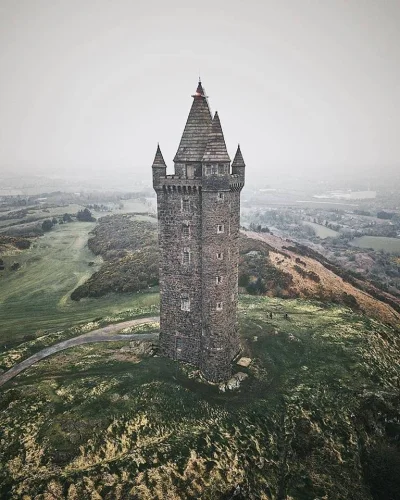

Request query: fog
[{"left": 0, "top": 0, "right": 399, "bottom": 185}]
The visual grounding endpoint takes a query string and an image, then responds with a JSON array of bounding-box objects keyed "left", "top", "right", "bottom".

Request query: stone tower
[{"left": 152, "top": 81, "right": 245, "bottom": 382}]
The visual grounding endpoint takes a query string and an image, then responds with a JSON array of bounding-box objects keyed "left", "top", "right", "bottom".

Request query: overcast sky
[{"left": 0, "top": 0, "right": 399, "bottom": 182}]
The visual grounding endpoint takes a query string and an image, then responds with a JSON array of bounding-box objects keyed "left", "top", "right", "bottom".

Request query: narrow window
[
  {"left": 182, "top": 198, "right": 190, "bottom": 211},
  {"left": 216, "top": 276, "right": 222, "bottom": 284},
  {"left": 217, "top": 252, "right": 223, "bottom": 260},
  {"left": 211, "top": 165, "right": 217, "bottom": 175},
  {"left": 205, "top": 166, "right": 211, "bottom": 175},
  {"left": 181, "top": 297, "right": 190, "bottom": 311},
  {"left": 182, "top": 224, "right": 190, "bottom": 237},
  {"left": 218, "top": 192, "right": 224, "bottom": 201},
  {"left": 183, "top": 248, "right": 190, "bottom": 264},
  {"left": 218, "top": 165, "right": 224, "bottom": 175},
  {"left": 176, "top": 337, "right": 183, "bottom": 352},
  {"left": 216, "top": 302, "right": 223, "bottom": 311},
  {"left": 217, "top": 224, "right": 224, "bottom": 233}
]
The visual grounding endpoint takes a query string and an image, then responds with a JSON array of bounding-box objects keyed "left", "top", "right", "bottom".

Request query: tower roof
[
  {"left": 232, "top": 144, "right": 246, "bottom": 168},
  {"left": 152, "top": 144, "right": 167, "bottom": 167},
  {"left": 202, "top": 111, "right": 231, "bottom": 163},
  {"left": 173, "top": 81, "right": 213, "bottom": 163}
]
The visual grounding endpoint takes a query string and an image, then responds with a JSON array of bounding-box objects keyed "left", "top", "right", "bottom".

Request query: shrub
[
  {"left": 77, "top": 208, "right": 95, "bottom": 222},
  {"left": 41, "top": 219, "right": 53, "bottom": 232}
]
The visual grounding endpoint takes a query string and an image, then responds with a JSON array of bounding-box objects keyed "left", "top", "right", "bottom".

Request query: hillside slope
[
  {"left": 1, "top": 297, "right": 399, "bottom": 499},
  {"left": 244, "top": 231, "right": 400, "bottom": 330}
]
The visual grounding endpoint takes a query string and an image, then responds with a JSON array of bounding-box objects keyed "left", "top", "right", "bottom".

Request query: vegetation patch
[
  {"left": 1, "top": 297, "right": 399, "bottom": 499},
  {"left": 0, "top": 220, "right": 159, "bottom": 343},
  {"left": 71, "top": 216, "right": 159, "bottom": 300}
]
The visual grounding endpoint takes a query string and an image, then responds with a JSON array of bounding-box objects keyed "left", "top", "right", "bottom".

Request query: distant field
[
  {"left": 112, "top": 199, "right": 153, "bottom": 214},
  {"left": 303, "top": 221, "right": 339, "bottom": 239},
  {"left": 0, "top": 221, "right": 158, "bottom": 344},
  {"left": 0, "top": 204, "right": 85, "bottom": 229},
  {"left": 351, "top": 235, "right": 400, "bottom": 253}
]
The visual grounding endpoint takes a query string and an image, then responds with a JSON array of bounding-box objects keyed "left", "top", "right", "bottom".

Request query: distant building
[{"left": 152, "top": 81, "right": 245, "bottom": 382}]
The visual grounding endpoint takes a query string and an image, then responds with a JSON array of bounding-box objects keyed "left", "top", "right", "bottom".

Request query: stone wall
[
  {"left": 156, "top": 183, "right": 202, "bottom": 365},
  {"left": 153, "top": 162, "right": 244, "bottom": 382}
]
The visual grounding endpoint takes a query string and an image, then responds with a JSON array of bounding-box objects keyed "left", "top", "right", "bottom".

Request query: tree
[
  {"left": 77, "top": 208, "right": 95, "bottom": 222},
  {"left": 41, "top": 219, "right": 53, "bottom": 232},
  {"left": 63, "top": 213, "right": 73, "bottom": 222},
  {"left": 377, "top": 211, "right": 394, "bottom": 220}
]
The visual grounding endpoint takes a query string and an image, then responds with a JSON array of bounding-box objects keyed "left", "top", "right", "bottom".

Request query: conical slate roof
[
  {"left": 202, "top": 111, "right": 231, "bottom": 163},
  {"left": 152, "top": 144, "right": 167, "bottom": 167},
  {"left": 173, "top": 81, "right": 213, "bottom": 163},
  {"left": 232, "top": 144, "right": 245, "bottom": 167}
]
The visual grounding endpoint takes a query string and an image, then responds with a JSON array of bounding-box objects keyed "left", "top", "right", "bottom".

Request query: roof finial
[{"left": 193, "top": 79, "right": 207, "bottom": 98}]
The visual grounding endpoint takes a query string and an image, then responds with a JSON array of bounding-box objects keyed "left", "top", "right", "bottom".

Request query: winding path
[{"left": 0, "top": 316, "right": 160, "bottom": 388}]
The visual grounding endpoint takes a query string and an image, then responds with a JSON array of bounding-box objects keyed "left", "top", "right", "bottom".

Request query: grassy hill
[
  {"left": 243, "top": 232, "right": 400, "bottom": 329},
  {"left": 70, "top": 215, "right": 159, "bottom": 300},
  {"left": 68, "top": 216, "right": 400, "bottom": 330},
  {"left": 0, "top": 219, "right": 159, "bottom": 344},
  {"left": 1, "top": 296, "right": 399, "bottom": 499}
]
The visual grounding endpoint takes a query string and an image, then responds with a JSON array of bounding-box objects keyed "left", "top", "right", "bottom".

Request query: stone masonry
[{"left": 152, "top": 81, "right": 245, "bottom": 382}]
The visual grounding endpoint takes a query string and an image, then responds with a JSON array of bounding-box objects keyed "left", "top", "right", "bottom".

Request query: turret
[
  {"left": 231, "top": 144, "right": 245, "bottom": 183},
  {"left": 201, "top": 111, "right": 231, "bottom": 191},
  {"left": 152, "top": 144, "right": 167, "bottom": 188}
]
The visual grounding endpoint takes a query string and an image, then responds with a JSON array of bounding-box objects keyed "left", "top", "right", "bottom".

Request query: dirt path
[{"left": 0, "top": 316, "right": 160, "bottom": 388}]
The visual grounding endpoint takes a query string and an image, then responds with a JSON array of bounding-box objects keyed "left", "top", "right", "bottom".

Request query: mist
[{"left": 0, "top": 0, "right": 399, "bottom": 186}]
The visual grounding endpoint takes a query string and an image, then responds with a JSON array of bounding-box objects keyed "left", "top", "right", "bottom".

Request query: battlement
[{"left": 154, "top": 172, "right": 244, "bottom": 193}]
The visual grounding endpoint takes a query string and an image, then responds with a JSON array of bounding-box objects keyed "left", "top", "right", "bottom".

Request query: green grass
[
  {"left": 1, "top": 296, "right": 399, "bottom": 499},
  {"left": 303, "top": 221, "right": 339, "bottom": 239},
  {"left": 350, "top": 235, "right": 400, "bottom": 253},
  {"left": 0, "top": 221, "right": 159, "bottom": 344}
]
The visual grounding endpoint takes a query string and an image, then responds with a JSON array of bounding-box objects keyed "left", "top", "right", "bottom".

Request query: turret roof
[
  {"left": 232, "top": 144, "right": 245, "bottom": 167},
  {"left": 202, "top": 111, "right": 231, "bottom": 163},
  {"left": 173, "top": 81, "right": 213, "bottom": 163},
  {"left": 152, "top": 144, "right": 167, "bottom": 167}
]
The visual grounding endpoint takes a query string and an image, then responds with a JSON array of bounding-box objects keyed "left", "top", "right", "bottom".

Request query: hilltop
[
  {"left": 1, "top": 214, "right": 400, "bottom": 498},
  {"left": 1, "top": 297, "right": 399, "bottom": 498}
]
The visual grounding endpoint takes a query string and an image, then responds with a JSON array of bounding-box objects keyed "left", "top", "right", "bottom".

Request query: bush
[
  {"left": 63, "top": 213, "right": 73, "bottom": 223},
  {"left": 363, "top": 444, "right": 400, "bottom": 500},
  {"left": 77, "top": 208, "right": 95, "bottom": 222},
  {"left": 41, "top": 219, "right": 53, "bottom": 232},
  {"left": 246, "top": 277, "right": 267, "bottom": 295}
]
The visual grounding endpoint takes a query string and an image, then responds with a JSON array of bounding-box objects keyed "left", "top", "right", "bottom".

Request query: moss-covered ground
[{"left": 1, "top": 296, "right": 399, "bottom": 499}]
